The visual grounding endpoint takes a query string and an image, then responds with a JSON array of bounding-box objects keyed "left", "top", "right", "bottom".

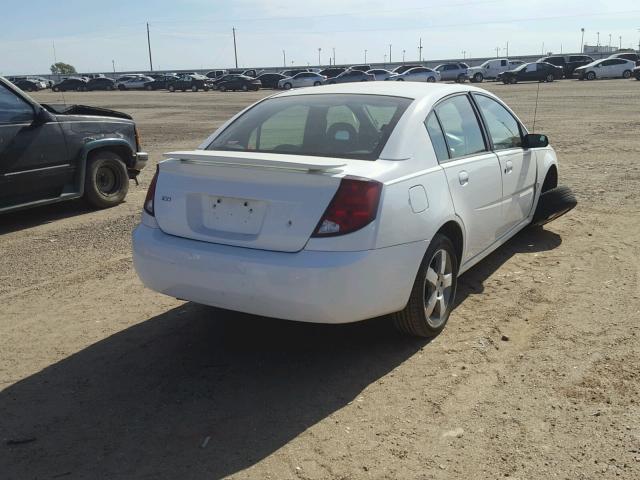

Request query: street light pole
[
  {"left": 402, "top": 49, "right": 405, "bottom": 62},
  {"left": 609, "top": 33, "right": 612, "bottom": 48},
  {"left": 146, "top": 22, "right": 153, "bottom": 72},
  {"left": 364, "top": 49, "right": 367, "bottom": 63},
  {"left": 462, "top": 50, "right": 466, "bottom": 59},
  {"left": 596, "top": 31, "right": 600, "bottom": 46},
  {"left": 282, "top": 49, "right": 286, "bottom": 68},
  {"left": 418, "top": 37, "right": 422, "bottom": 62},
  {"left": 318, "top": 47, "right": 322, "bottom": 66},
  {"left": 389, "top": 44, "right": 392, "bottom": 63},
  {"left": 332, "top": 47, "right": 335, "bottom": 65},
  {"left": 580, "top": 28, "right": 585, "bottom": 53},
  {"left": 232, "top": 27, "right": 238, "bottom": 68}
]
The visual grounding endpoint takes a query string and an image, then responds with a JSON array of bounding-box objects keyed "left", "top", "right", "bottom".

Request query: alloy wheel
[{"left": 423, "top": 249, "right": 454, "bottom": 329}]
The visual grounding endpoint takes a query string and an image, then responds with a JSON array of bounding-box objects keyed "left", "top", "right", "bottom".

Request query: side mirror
[
  {"left": 32, "top": 107, "right": 53, "bottom": 127},
  {"left": 523, "top": 133, "right": 548, "bottom": 148}
]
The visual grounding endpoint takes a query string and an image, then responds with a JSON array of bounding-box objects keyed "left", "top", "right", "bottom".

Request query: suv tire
[{"left": 84, "top": 151, "right": 129, "bottom": 209}]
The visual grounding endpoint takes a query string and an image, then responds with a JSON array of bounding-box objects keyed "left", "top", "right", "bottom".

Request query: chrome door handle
[
  {"left": 458, "top": 171, "right": 469, "bottom": 186},
  {"left": 504, "top": 161, "right": 513, "bottom": 174}
]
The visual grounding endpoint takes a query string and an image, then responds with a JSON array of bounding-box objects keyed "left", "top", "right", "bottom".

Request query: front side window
[
  {"left": 0, "top": 84, "right": 34, "bottom": 124},
  {"left": 473, "top": 94, "right": 522, "bottom": 150},
  {"left": 209, "top": 94, "right": 412, "bottom": 160},
  {"left": 434, "top": 95, "right": 486, "bottom": 159}
]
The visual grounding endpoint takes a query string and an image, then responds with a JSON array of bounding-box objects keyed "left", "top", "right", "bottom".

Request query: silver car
[
  {"left": 117, "top": 76, "right": 154, "bottom": 90},
  {"left": 434, "top": 63, "right": 470, "bottom": 82},
  {"left": 388, "top": 67, "right": 440, "bottom": 82},
  {"left": 278, "top": 72, "right": 327, "bottom": 89},
  {"left": 366, "top": 69, "right": 395, "bottom": 81}
]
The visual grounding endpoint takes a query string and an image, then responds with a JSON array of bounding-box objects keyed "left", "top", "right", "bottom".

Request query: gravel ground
[{"left": 1, "top": 79, "right": 639, "bottom": 479}]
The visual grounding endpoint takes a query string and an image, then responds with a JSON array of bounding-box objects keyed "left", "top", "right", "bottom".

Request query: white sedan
[
  {"left": 388, "top": 66, "right": 440, "bottom": 82},
  {"left": 133, "top": 82, "right": 574, "bottom": 337},
  {"left": 277, "top": 72, "right": 327, "bottom": 89},
  {"left": 117, "top": 76, "right": 154, "bottom": 90},
  {"left": 574, "top": 58, "right": 636, "bottom": 80}
]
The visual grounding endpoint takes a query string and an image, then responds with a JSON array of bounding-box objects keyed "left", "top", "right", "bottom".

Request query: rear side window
[
  {"left": 0, "top": 84, "right": 33, "bottom": 124},
  {"left": 209, "top": 94, "right": 412, "bottom": 160},
  {"left": 434, "top": 95, "right": 486, "bottom": 159},
  {"left": 424, "top": 113, "right": 449, "bottom": 162},
  {"left": 473, "top": 95, "right": 522, "bottom": 150}
]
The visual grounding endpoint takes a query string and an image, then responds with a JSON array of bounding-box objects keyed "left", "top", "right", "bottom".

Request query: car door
[
  {"left": 0, "top": 83, "right": 70, "bottom": 207},
  {"left": 429, "top": 94, "right": 503, "bottom": 262},
  {"left": 472, "top": 93, "right": 536, "bottom": 234}
]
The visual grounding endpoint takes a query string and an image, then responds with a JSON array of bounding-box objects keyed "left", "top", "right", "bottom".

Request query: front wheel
[
  {"left": 283, "top": 82, "right": 292, "bottom": 90},
  {"left": 191, "top": 85, "right": 198, "bottom": 92},
  {"left": 586, "top": 71, "right": 596, "bottom": 80},
  {"left": 313, "top": 81, "right": 321, "bottom": 86},
  {"left": 219, "top": 85, "right": 227, "bottom": 92},
  {"left": 622, "top": 70, "right": 631, "bottom": 79},
  {"left": 545, "top": 74, "right": 554, "bottom": 82},
  {"left": 473, "top": 73, "right": 483, "bottom": 83},
  {"left": 52, "top": 86, "right": 60, "bottom": 92},
  {"left": 392, "top": 234, "right": 458, "bottom": 338},
  {"left": 427, "top": 76, "right": 436, "bottom": 82},
  {"left": 456, "top": 74, "right": 466, "bottom": 83},
  {"left": 168, "top": 85, "right": 175, "bottom": 92},
  {"left": 84, "top": 151, "right": 129, "bottom": 209}
]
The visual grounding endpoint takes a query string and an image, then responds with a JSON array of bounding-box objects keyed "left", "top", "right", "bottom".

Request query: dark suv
[
  {"left": 0, "top": 77, "right": 147, "bottom": 213},
  {"left": 52, "top": 77, "right": 89, "bottom": 92},
  {"left": 167, "top": 74, "right": 213, "bottom": 92},
  {"left": 538, "top": 55, "right": 594, "bottom": 77}
]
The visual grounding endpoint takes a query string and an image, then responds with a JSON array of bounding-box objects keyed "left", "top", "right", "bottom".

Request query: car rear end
[{"left": 132, "top": 92, "right": 421, "bottom": 323}]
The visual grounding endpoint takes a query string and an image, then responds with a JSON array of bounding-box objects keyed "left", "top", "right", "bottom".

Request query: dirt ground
[{"left": 1, "top": 79, "right": 639, "bottom": 479}]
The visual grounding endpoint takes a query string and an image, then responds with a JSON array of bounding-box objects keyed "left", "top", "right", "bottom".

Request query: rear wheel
[
  {"left": 392, "top": 234, "right": 458, "bottom": 338},
  {"left": 168, "top": 85, "right": 175, "bottom": 92},
  {"left": 313, "top": 81, "right": 321, "bottom": 86},
  {"left": 191, "top": 85, "right": 198, "bottom": 92},
  {"left": 622, "top": 70, "right": 632, "bottom": 79},
  {"left": 145, "top": 85, "right": 153, "bottom": 91},
  {"left": 84, "top": 151, "right": 129, "bottom": 209},
  {"left": 456, "top": 74, "right": 466, "bottom": 83},
  {"left": 545, "top": 73, "right": 554, "bottom": 82},
  {"left": 52, "top": 86, "right": 60, "bottom": 92},
  {"left": 427, "top": 76, "right": 436, "bottom": 83},
  {"left": 241, "top": 84, "right": 248, "bottom": 91},
  {"left": 219, "top": 85, "right": 227, "bottom": 92}
]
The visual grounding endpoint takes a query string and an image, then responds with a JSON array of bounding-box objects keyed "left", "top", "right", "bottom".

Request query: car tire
[
  {"left": 283, "top": 82, "right": 292, "bottom": 90},
  {"left": 145, "top": 85, "right": 153, "bottom": 91},
  {"left": 545, "top": 74, "right": 554, "bottom": 82},
  {"left": 396, "top": 78, "right": 404, "bottom": 81},
  {"left": 84, "top": 151, "right": 129, "bottom": 209},
  {"left": 622, "top": 70, "right": 631, "bottom": 79},
  {"left": 107, "top": 85, "right": 114, "bottom": 91},
  {"left": 313, "top": 81, "right": 321, "bottom": 86},
  {"left": 52, "top": 86, "right": 59, "bottom": 92},
  {"left": 191, "top": 85, "right": 198, "bottom": 92},
  {"left": 168, "top": 85, "right": 175, "bottom": 92},
  {"left": 204, "top": 86, "right": 210, "bottom": 91},
  {"left": 219, "top": 85, "right": 227, "bottom": 92},
  {"left": 241, "top": 84, "right": 248, "bottom": 91},
  {"left": 586, "top": 71, "right": 596, "bottom": 80},
  {"left": 473, "top": 73, "right": 483, "bottom": 83},
  {"left": 427, "top": 76, "right": 436, "bottom": 82},
  {"left": 503, "top": 78, "right": 510, "bottom": 85},
  {"left": 118, "top": 85, "right": 126, "bottom": 91},
  {"left": 392, "top": 233, "right": 458, "bottom": 338},
  {"left": 456, "top": 74, "right": 466, "bottom": 83},
  {"left": 78, "top": 85, "right": 87, "bottom": 92},
  {"left": 531, "top": 185, "right": 577, "bottom": 227}
]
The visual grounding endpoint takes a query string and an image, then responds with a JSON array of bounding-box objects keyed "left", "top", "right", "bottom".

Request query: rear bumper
[{"left": 132, "top": 223, "right": 425, "bottom": 324}]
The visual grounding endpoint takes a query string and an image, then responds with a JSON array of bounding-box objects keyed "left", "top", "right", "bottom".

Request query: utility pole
[
  {"left": 402, "top": 49, "right": 405, "bottom": 62},
  {"left": 495, "top": 46, "right": 500, "bottom": 58},
  {"left": 580, "top": 28, "right": 585, "bottom": 53},
  {"left": 541, "top": 42, "right": 545, "bottom": 55},
  {"left": 608, "top": 33, "right": 612, "bottom": 48},
  {"left": 112, "top": 59, "right": 115, "bottom": 73},
  {"left": 232, "top": 27, "right": 238, "bottom": 68},
  {"left": 619, "top": 35, "right": 622, "bottom": 50},
  {"left": 318, "top": 47, "right": 322, "bottom": 66},
  {"left": 364, "top": 49, "right": 367, "bottom": 63},
  {"left": 596, "top": 31, "right": 600, "bottom": 46},
  {"left": 332, "top": 47, "right": 335, "bottom": 65},
  {"left": 462, "top": 50, "right": 466, "bottom": 59},
  {"left": 505, "top": 41, "right": 509, "bottom": 57},
  {"left": 418, "top": 38, "right": 422, "bottom": 62},
  {"left": 146, "top": 22, "right": 153, "bottom": 71},
  {"left": 384, "top": 53, "right": 387, "bottom": 65},
  {"left": 389, "top": 44, "right": 392, "bottom": 63},
  {"left": 282, "top": 49, "right": 286, "bottom": 68}
]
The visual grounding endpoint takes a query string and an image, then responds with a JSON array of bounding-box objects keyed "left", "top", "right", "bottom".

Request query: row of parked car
[{"left": 8, "top": 51, "right": 640, "bottom": 95}]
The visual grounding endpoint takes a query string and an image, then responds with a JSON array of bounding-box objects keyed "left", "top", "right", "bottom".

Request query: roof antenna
[{"left": 531, "top": 80, "right": 541, "bottom": 133}]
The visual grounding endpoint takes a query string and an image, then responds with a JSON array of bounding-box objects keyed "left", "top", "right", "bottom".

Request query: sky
[{"left": 2, "top": 0, "right": 639, "bottom": 75}]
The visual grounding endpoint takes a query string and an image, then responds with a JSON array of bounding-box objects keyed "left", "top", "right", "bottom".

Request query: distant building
[{"left": 583, "top": 44, "right": 618, "bottom": 54}]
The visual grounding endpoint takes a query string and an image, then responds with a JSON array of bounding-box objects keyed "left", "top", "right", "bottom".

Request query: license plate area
[{"left": 203, "top": 195, "right": 267, "bottom": 235}]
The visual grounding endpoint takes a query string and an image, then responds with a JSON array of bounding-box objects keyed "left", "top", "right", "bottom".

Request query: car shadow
[
  {"left": 0, "top": 200, "right": 93, "bottom": 235},
  {"left": 456, "top": 226, "right": 562, "bottom": 304},
  {"left": 0, "top": 227, "right": 561, "bottom": 479},
  {"left": 0, "top": 306, "right": 426, "bottom": 479}
]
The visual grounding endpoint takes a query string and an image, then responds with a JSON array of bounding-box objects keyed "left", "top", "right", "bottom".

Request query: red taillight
[
  {"left": 143, "top": 167, "right": 159, "bottom": 216},
  {"left": 312, "top": 176, "right": 382, "bottom": 237}
]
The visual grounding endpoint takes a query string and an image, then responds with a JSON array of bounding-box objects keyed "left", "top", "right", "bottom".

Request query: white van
[{"left": 468, "top": 59, "right": 523, "bottom": 83}]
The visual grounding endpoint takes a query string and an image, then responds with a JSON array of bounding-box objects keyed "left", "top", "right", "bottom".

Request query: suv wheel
[
  {"left": 622, "top": 70, "right": 632, "bottom": 79},
  {"left": 84, "top": 151, "right": 129, "bottom": 209},
  {"left": 473, "top": 72, "right": 483, "bottom": 83},
  {"left": 392, "top": 234, "right": 458, "bottom": 338},
  {"left": 168, "top": 85, "right": 175, "bottom": 92}
]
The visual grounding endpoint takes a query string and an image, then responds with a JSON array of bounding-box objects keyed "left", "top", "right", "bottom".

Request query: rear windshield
[{"left": 207, "top": 94, "right": 412, "bottom": 160}]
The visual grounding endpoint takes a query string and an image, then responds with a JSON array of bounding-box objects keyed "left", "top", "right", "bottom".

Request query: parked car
[
  {"left": 167, "top": 74, "right": 214, "bottom": 92},
  {"left": 393, "top": 64, "right": 423, "bottom": 74},
  {"left": 434, "top": 63, "right": 469, "bottom": 82},
  {"left": 210, "top": 74, "right": 243, "bottom": 89},
  {"left": 86, "top": 77, "right": 116, "bottom": 91},
  {"left": 574, "top": 58, "right": 636, "bottom": 80},
  {"left": 115, "top": 74, "right": 146, "bottom": 83},
  {"left": 133, "top": 82, "right": 574, "bottom": 338},
  {"left": 228, "top": 69, "right": 258, "bottom": 77},
  {"left": 117, "top": 76, "right": 154, "bottom": 90},
  {"left": 281, "top": 69, "right": 309, "bottom": 77},
  {"left": 31, "top": 76, "right": 54, "bottom": 88},
  {"left": 538, "top": 55, "right": 594, "bottom": 77},
  {"left": 349, "top": 64, "right": 371, "bottom": 72},
  {"left": 14, "top": 78, "right": 46, "bottom": 92},
  {"left": 278, "top": 72, "right": 327, "bottom": 89},
  {"left": 143, "top": 75, "right": 177, "bottom": 90},
  {"left": 468, "top": 59, "right": 523, "bottom": 83},
  {"left": 319, "top": 67, "right": 346, "bottom": 78},
  {"left": 0, "top": 77, "right": 147, "bottom": 213},
  {"left": 206, "top": 70, "right": 227, "bottom": 79},
  {"left": 327, "top": 70, "right": 375, "bottom": 84},
  {"left": 255, "top": 73, "right": 287, "bottom": 89},
  {"left": 634, "top": 65, "right": 640, "bottom": 80},
  {"left": 52, "top": 77, "right": 88, "bottom": 92},
  {"left": 366, "top": 69, "right": 395, "bottom": 81},
  {"left": 388, "top": 67, "right": 440, "bottom": 82},
  {"left": 217, "top": 75, "right": 262, "bottom": 92},
  {"left": 498, "top": 62, "right": 563, "bottom": 83},
  {"left": 608, "top": 52, "right": 640, "bottom": 65}
]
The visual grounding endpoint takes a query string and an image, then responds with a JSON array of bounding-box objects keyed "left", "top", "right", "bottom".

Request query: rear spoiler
[{"left": 164, "top": 150, "right": 346, "bottom": 172}]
